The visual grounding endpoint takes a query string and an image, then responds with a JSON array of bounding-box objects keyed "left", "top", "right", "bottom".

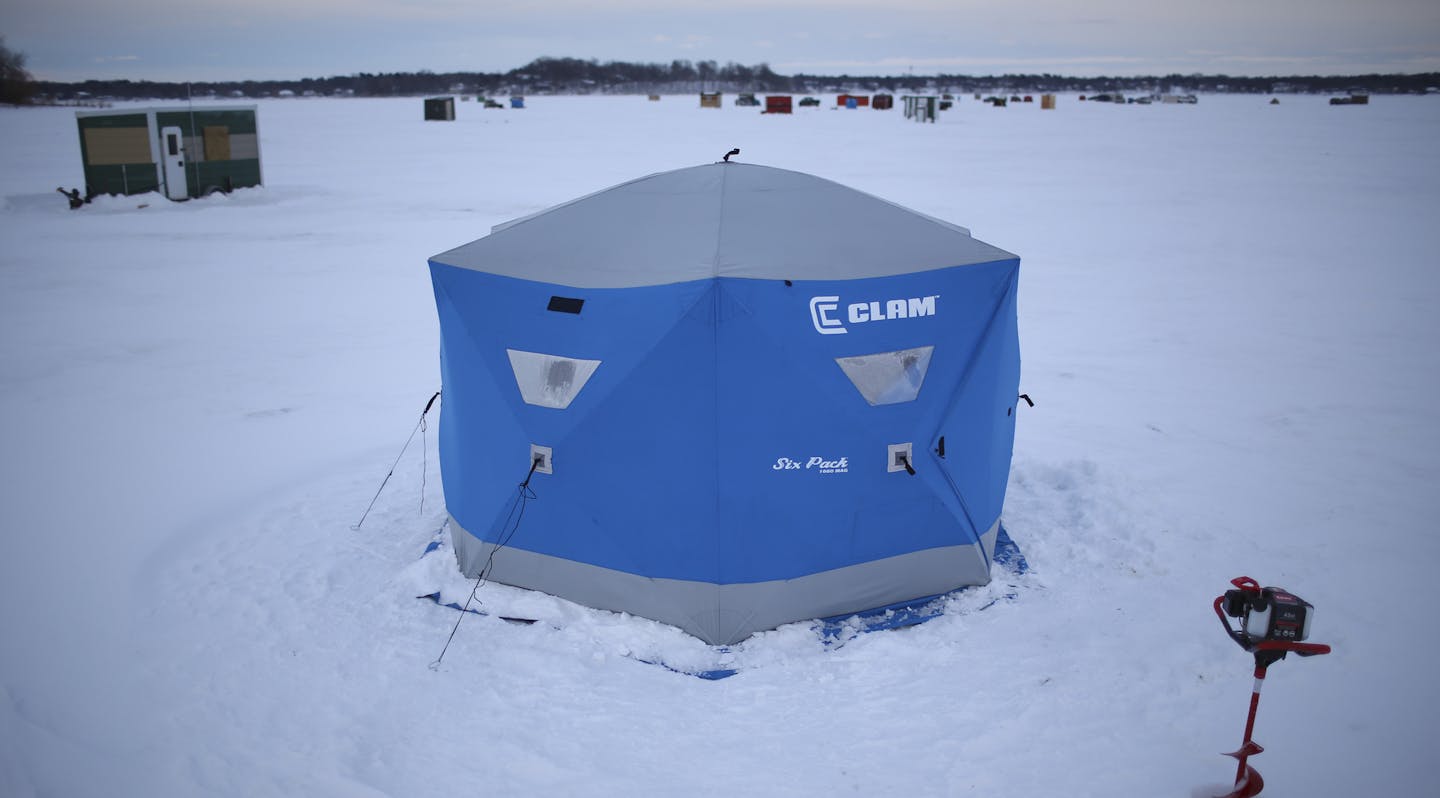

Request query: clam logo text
[
  {"left": 809, "top": 294, "right": 939, "bottom": 335},
  {"left": 773, "top": 456, "right": 850, "bottom": 474}
]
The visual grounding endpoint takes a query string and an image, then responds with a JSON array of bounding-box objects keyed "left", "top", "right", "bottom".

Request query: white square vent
[
  {"left": 530, "top": 444, "right": 553, "bottom": 475},
  {"left": 887, "top": 442, "right": 913, "bottom": 474}
]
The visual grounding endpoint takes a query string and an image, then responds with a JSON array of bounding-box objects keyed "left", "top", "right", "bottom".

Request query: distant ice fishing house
[
  {"left": 765, "top": 95, "right": 793, "bottom": 114},
  {"left": 424, "top": 96, "right": 456, "bottom": 120},
  {"left": 75, "top": 106, "right": 262, "bottom": 201},
  {"left": 903, "top": 96, "right": 940, "bottom": 123}
]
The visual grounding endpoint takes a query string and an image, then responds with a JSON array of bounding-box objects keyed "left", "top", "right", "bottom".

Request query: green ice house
[{"left": 74, "top": 105, "right": 263, "bottom": 201}]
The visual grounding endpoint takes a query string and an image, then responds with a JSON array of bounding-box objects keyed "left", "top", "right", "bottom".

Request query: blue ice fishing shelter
[{"left": 428, "top": 162, "right": 1021, "bottom": 645}]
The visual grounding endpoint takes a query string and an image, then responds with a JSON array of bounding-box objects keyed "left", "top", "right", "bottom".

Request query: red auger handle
[
  {"left": 1252, "top": 640, "right": 1331, "bottom": 657},
  {"left": 1230, "top": 576, "right": 1261, "bottom": 592}
]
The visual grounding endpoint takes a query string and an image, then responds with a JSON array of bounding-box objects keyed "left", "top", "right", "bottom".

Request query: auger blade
[
  {"left": 1222, "top": 741, "right": 1264, "bottom": 759},
  {"left": 1216, "top": 765, "right": 1264, "bottom": 798}
]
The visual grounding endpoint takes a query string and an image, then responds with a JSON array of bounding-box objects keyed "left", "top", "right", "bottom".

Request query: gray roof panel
[{"left": 431, "top": 162, "right": 1016, "bottom": 288}]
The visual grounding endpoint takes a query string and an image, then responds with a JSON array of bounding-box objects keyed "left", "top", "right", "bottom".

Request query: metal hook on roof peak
[{"left": 722, "top": 148, "right": 740, "bottom": 162}]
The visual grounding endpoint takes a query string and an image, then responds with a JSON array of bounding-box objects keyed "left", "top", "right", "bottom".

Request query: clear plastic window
[
  {"left": 835, "top": 346, "right": 934, "bottom": 406},
  {"left": 506, "top": 349, "right": 601, "bottom": 409}
]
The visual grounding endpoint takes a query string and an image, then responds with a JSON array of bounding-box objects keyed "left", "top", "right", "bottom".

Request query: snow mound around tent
[{"left": 400, "top": 521, "right": 1032, "bottom": 679}]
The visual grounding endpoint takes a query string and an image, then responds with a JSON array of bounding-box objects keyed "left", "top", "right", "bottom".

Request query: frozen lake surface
[{"left": 2, "top": 93, "right": 1438, "bottom": 796}]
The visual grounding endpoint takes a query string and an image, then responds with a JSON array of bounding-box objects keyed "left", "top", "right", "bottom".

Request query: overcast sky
[{"left": 5, "top": 0, "right": 1439, "bottom": 82}]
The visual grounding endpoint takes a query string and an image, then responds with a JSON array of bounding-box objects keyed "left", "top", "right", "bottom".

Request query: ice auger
[{"left": 1212, "top": 576, "right": 1331, "bottom": 798}]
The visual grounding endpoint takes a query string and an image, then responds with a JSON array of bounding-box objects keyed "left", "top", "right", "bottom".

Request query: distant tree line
[
  {"left": 16, "top": 54, "right": 1440, "bottom": 103},
  {"left": 1, "top": 35, "right": 36, "bottom": 105}
]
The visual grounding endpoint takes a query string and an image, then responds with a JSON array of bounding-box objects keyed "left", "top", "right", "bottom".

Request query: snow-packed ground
[{"left": 2, "top": 93, "right": 1438, "bottom": 796}]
